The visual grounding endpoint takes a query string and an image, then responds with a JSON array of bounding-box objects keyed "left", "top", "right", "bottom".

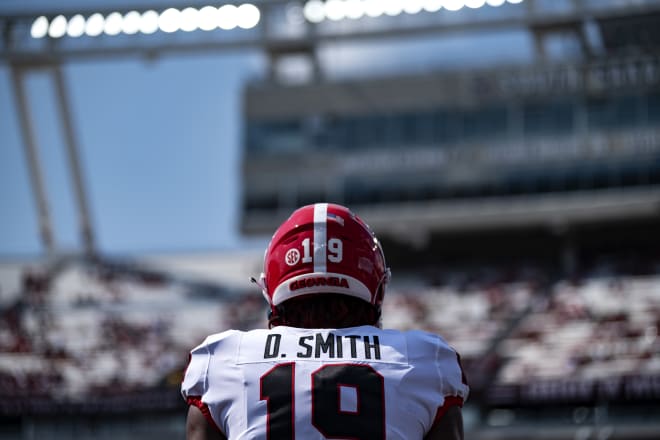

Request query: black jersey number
[{"left": 260, "top": 363, "right": 385, "bottom": 440}]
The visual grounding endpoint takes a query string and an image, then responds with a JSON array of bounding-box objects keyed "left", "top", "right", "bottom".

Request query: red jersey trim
[
  {"left": 187, "top": 396, "right": 223, "bottom": 434},
  {"left": 432, "top": 395, "right": 464, "bottom": 427}
]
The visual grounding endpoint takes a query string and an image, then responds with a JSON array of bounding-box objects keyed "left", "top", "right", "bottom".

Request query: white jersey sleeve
[
  {"left": 181, "top": 330, "right": 243, "bottom": 434},
  {"left": 405, "top": 330, "right": 469, "bottom": 423},
  {"left": 181, "top": 326, "right": 468, "bottom": 439}
]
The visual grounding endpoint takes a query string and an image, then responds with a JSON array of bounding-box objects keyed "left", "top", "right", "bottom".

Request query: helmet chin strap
[{"left": 268, "top": 305, "right": 285, "bottom": 329}]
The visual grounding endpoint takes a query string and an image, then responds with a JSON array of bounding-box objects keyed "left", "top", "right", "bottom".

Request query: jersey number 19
[{"left": 260, "top": 363, "right": 385, "bottom": 439}]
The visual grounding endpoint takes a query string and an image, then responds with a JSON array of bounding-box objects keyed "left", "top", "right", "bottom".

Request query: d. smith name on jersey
[{"left": 263, "top": 332, "right": 381, "bottom": 360}]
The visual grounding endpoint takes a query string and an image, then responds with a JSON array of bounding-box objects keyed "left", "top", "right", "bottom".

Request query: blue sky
[
  {"left": 0, "top": 1, "right": 534, "bottom": 258},
  {"left": 1, "top": 52, "right": 263, "bottom": 256}
]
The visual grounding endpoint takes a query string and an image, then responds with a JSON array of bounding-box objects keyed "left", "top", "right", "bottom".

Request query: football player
[{"left": 183, "top": 203, "right": 468, "bottom": 440}]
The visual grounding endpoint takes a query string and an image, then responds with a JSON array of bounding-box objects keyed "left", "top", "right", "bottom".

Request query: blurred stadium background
[{"left": 1, "top": 0, "right": 660, "bottom": 438}]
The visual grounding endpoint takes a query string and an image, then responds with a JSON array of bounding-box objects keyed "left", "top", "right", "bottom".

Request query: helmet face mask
[{"left": 257, "top": 203, "right": 390, "bottom": 327}]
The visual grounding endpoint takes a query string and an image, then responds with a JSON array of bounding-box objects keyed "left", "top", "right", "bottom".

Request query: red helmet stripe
[{"left": 313, "top": 203, "right": 328, "bottom": 273}]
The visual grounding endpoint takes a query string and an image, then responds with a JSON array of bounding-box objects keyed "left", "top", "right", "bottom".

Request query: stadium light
[
  {"left": 403, "top": 0, "right": 425, "bottom": 14},
  {"left": 198, "top": 6, "right": 219, "bottom": 30},
  {"left": 180, "top": 7, "right": 200, "bottom": 32},
  {"left": 139, "top": 10, "right": 159, "bottom": 34},
  {"left": 364, "top": 0, "right": 386, "bottom": 18},
  {"left": 26, "top": 0, "right": 525, "bottom": 39},
  {"left": 345, "top": 0, "right": 366, "bottom": 19},
  {"left": 85, "top": 13, "right": 105, "bottom": 37},
  {"left": 383, "top": 0, "right": 405, "bottom": 17},
  {"left": 48, "top": 15, "right": 68, "bottom": 38},
  {"left": 159, "top": 8, "right": 181, "bottom": 33},
  {"left": 218, "top": 5, "right": 238, "bottom": 30},
  {"left": 104, "top": 12, "right": 123, "bottom": 36},
  {"left": 31, "top": 16, "right": 49, "bottom": 39},
  {"left": 28, "top": 3, "right": 262, "bottom": 39},
  {"left": 298, "top": 0, "right": 525, "bottom": 23},
  {"left": 423, "top": 0, "right": 444, "bottom": 12},
  {"left": 237, "top": 4, "right": 261, "bottom": 29},
  {"left": 121, "top": 11, "right": 141, "bottom": 35},
  {"left": 466, "top": 0, "right": 487, "bottom": 8},
  {"left": 66, "top": 14, "right": 86, "bottom": 38},
  {"left": 304, "top": 0, "right": 325, "bottom": 23},
  {"left": 443, "top": 0, "right": 465, "bottom": 11},
  {"left": 326, "top": 0, "right": 348, "bottom": 21}
]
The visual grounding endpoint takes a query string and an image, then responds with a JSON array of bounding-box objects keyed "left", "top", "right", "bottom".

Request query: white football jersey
[{"left": 182, "top": 325, "right": 468, "bottom": 440}]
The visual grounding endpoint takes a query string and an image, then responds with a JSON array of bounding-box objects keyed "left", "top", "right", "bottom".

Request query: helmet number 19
[{"left": 301, "top": 238, "right": 343, "bottom": 264}]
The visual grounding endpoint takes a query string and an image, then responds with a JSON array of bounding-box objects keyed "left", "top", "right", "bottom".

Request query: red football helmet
[{"left": 254, "top": 203, "right": 390, "bottom": 323}]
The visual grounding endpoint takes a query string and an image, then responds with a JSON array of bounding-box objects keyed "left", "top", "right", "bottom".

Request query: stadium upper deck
[{"left": 241, "top": 1, "right": 660, "bottom": 239}]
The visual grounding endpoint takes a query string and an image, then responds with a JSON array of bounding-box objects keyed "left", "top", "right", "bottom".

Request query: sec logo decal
[{"left": 285, "top": 248, "right": 300, "bottom": 266}]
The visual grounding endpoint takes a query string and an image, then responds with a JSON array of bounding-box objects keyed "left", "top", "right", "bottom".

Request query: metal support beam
[
  {"left": 8, "top": 64, "right": 56, "bottom": 256},
  {"left": 52, "top": 64, "right": 96, "bottom": 256},
  {"left": 3, "top": 0, "right": 660, "bottom": 65}
]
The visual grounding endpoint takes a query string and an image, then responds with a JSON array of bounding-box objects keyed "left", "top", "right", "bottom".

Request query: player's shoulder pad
[
  {"left": 404, "top": 330, "right": 469, "bottom": 401},
  {"left": 403, "top": 329, "right": 454, "bottom": 358},
  {"left": 193, "top": 329, "right": 243, "bottom": 356},
  {"left": 181, "top": 329, "right": 243, "bottom": 399}
]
